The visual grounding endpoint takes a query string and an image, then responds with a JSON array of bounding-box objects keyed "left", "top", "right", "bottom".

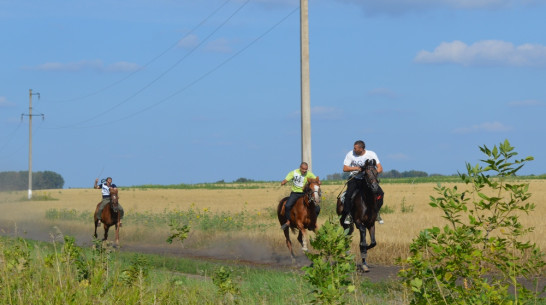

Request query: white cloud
[
  {"left": 311, "top": 106, "right": 343, "bottom": 120},
  {"left": 337, "top": 0, "right": 541, "bottom": 15},
  {"left": 177, "top": 34, "right": 199, "bottom": 49},
  {"left": 508, "top": 99, "right": 544, "bottom": 107},
  {"left": 24, "top": 60, "right": 141, "bottom": 72},
  {"left": 415, "top": 40, "right": 546, "bottom": 67},
  {"left": 453, "top": 121, "right": 512, "bottom": 134},
  {"left": 204, "top": 38, "right": 233, "bottom": 53},
  {"left": 105, "top": 61, "right": 141, "bottom": 72},
  {"left": 0, "top": 96, "right": 14, "bottom": 108}
]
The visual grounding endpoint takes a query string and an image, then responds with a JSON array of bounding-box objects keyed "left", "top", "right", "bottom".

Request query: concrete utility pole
[
  {"left": 21, "top": 89, "right": 43, "bottom": 200},
  {"left": 300, "top": 0, "right": 312, "bottom": 171}
]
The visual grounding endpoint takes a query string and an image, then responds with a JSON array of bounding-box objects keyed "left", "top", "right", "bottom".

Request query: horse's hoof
[
  {"left": 302, "top": 246, "right": 308, "bottom": 252},
  {"left": 368, "top": 242, "right": 377, "bottom": 249},
  {"left": 357, "top": 264, "right": 370, "bottom": 273}
]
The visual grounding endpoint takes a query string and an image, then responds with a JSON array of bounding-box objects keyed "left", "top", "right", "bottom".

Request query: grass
[{"left": 0, "top": 236, "right": 406, "bottom": 304}]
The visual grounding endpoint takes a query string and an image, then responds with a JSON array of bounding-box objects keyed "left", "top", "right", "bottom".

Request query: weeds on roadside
[
  {"left": 166, "top": 219, "right": 190, "bottom": 245},
  {"left": 213, "top": 266, "right": 241, "bottom": 304}
]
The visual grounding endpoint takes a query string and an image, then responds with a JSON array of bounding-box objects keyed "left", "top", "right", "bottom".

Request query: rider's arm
[
  {"left": 376, "top": 163, "right": 383, "bottom": 174},
  {"left": 94, "top": 179, "right": 99, "bottom": 189},
  {"left": 343, "top": 165, "right": 361, "bottom": 172}
]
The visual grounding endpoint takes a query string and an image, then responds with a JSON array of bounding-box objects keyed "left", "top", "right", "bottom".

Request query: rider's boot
[
  {"left": 377, "top": 213, "right": 384, "bottom": 224},
  {"left": 280, "top": 220, "right": 290, "bottom": 230}
]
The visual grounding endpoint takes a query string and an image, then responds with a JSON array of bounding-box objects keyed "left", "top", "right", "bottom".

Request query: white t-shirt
[
  {"left": 99, "top": 183, "right": 116, "bottom": 196},
  {"left": 343, "top": 150, "right": 380, "bottom": 177}
]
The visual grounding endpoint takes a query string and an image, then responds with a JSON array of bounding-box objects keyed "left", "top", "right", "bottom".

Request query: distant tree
[
  {"left": 234, "top": 177, "right": 253, "bottom": 183},
  {"left": 327, "top": 169, "right": 436, "bottom": 180},
  {"left": 401, "top": 170, "right": 428, "bottom": 178},
  {"left": 0, "top": 171, "right": 64, "bottom": 191}
]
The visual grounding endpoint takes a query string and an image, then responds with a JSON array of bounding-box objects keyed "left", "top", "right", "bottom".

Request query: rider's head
[
  {"left": 300, "top": 162, "right": 309, "bottom": 175},
  {"left": 353, "top": 140, "right": 365, "bottom": 155},
  {"left": 106, "top": 177, "right": 112, "bottom": 185}
]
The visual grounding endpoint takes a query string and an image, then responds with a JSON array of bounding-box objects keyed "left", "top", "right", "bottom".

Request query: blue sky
[{"left": 1, "top": 0, "right": 545, "bottom": 188}]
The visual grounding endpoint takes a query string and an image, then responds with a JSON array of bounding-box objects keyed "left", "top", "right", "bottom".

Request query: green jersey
[{"left": 285, "top": 169, "right": 316, "bottom": 193}]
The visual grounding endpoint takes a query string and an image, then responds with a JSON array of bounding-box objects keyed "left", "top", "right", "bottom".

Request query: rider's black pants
[{"left": 284, "top": 192, "right": 304, "bottom": 223}]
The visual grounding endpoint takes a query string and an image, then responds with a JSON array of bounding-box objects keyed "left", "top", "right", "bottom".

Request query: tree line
[
  {"left": 0, "top": 171, "right": 64, "bottom": 191},
  {"left": 326, "top": 169, "right": 436, "bottom": 181}
]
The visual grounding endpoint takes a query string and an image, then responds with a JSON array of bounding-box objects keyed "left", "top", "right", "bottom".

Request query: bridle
[{"left": 305, "top": 182, "right": 321, "bottom": 205}]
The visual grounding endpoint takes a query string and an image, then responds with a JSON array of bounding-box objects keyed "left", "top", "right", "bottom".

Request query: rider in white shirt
[
  {"left": 342, "top": 140, "right": 384, "bottom": 224},
  {"left": 94, "top": 177, "right": 124, "bottom": 226}
]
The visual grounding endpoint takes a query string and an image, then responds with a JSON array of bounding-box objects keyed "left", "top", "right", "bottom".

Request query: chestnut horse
[
  {"left": 277, "top": 177, "right": 321, "bottom": 259},
  {"left": 337, "top": 160, "right": 381, "bottom": 272},
  {"left": 93, "top": 188, "right": 121, "bottom": 246}
]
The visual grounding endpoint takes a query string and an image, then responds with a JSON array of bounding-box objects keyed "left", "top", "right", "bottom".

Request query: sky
[{"left": 1, "top": 0, "right": 546, "bottom": 188}]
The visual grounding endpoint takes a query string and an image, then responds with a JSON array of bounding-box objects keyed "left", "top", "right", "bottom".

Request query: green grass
[{"left": 0, "top": 236, "right": 407, "bottom": 304}]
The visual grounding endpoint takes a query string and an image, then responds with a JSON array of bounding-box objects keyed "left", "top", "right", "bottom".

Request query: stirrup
[
  {"left": 97, "top": 219, "right": 102, "bottom": 226},
  {"left": 280, "top": 222, "right": 290, "bottom": 230},
  {"left": 343, "top": 214, "right": 353, "bottom": 225},
  {"left": 377, "top": 215, "right": 384, "bottom": 224}
]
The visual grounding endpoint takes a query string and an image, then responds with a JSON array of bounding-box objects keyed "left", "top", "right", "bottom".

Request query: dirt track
[{"left": 0, "top": 219, "right": 401, "bottom": 283}]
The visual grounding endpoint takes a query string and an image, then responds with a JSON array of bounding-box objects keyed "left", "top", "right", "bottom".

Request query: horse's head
[
  {"left": 110, "top": 187, "right": 119, "bottom": 207},
  {"left": 361, "top": 160, "right": 379, "bottom": 194},
  {"left": 304, "top": 177, "right": 321, "bottom": 205}
]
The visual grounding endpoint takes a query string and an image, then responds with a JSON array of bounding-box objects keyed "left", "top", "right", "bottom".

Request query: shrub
[
  {"left": 399, "top": 140, "right": 546, "bottom": 304},
  {"left": 303, "top": 217, "right": 356, "bottom": 304}
]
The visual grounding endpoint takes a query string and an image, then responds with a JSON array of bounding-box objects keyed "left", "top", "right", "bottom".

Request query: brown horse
[
  {"left": 337, "top": 160, "right": 381, "bottom": 272},
  {"left": 277, "top": 177, "right": 321, "bottom": 259},
  {"left": 93, "top": 188, "right": 121, "bottom": 246}
]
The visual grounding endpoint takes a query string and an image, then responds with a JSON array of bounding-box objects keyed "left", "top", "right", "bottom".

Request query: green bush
[
  {"left": 303, "top": 217, "right": 356, "bottom": 304},
  {"left": 399, "top": 140, "right": 546, "bottom": 304}
]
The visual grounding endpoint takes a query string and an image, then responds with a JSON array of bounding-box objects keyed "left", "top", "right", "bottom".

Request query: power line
[
  {"left": 42, "top": 0, "right": 251, "bottom": 130},
  {"left": 63, "top": 6, "right": 300, "bottom": 129},
  {"left": 48, "top": 0, "right": 233, "bottom": 104}
]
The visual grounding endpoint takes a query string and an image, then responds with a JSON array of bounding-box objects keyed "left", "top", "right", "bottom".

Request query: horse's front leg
[
  {"left": 368, "top": 224, "right": 377, "bottom": 249},
  {"left": 357, "top": 224, "right": 370, "bottom": 272},
  {"left": 115, "top": 225, "right": 120, "bottom": 246},
  {"left": 103, "top": 225, "right": 109, "bottom": 241},
  {"left": 283, "top": 228, "right": 296, "bottom": 261},
  {"left": 297, "top": 227, "right": 308, "bottom": 252}
]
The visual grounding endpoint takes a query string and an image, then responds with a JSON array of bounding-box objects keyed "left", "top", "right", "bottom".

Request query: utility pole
[
  {"left": 21, "top": 89, "right": 43, "bottom": 200},
  {"left": 300, "top": 0, "right": 312, "bottom": 170}
]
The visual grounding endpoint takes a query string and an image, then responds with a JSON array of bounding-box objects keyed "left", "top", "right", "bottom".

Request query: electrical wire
[
  {"left": 47, "top": 6, "right": 299, "bottom": 129},
  {"left": 48, "top": 0, "right": 233, "bottom": 104},
  {"left": 42, "top": 0, "right": 252, "bottom": 130}
]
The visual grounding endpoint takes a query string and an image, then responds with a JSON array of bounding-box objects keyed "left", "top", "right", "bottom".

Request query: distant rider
[
  {"left": 94, "top": 177, "right": 124, "bottom": 226},
  {"left": 341, "top": 140, "right": 384, "bottom": 225},
  {"left": 280, "top": 162, "right": 318, "bottom": 230}
]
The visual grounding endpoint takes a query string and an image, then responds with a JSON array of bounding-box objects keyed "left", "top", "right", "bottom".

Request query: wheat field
[{"left": 1, "top": 180, "right": 545, "bottom": 265}]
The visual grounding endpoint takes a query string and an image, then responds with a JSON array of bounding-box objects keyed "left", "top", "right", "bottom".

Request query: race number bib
[{"left": 293, "top": 173, "right": 305, "bottom": 188}]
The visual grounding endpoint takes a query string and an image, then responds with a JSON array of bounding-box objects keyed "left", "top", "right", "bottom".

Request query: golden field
[{"left": 1, "top": 180, "right": 545, "bottom": 265}]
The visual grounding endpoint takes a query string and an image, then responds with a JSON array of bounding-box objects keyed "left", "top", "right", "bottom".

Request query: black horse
[{"left": 337, "top": 159, "right": 382, "bottom": 272}]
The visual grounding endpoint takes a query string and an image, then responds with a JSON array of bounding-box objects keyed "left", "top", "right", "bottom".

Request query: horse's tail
[{"left": 277, "top": 197, "right": 288, "bottom": 224}]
